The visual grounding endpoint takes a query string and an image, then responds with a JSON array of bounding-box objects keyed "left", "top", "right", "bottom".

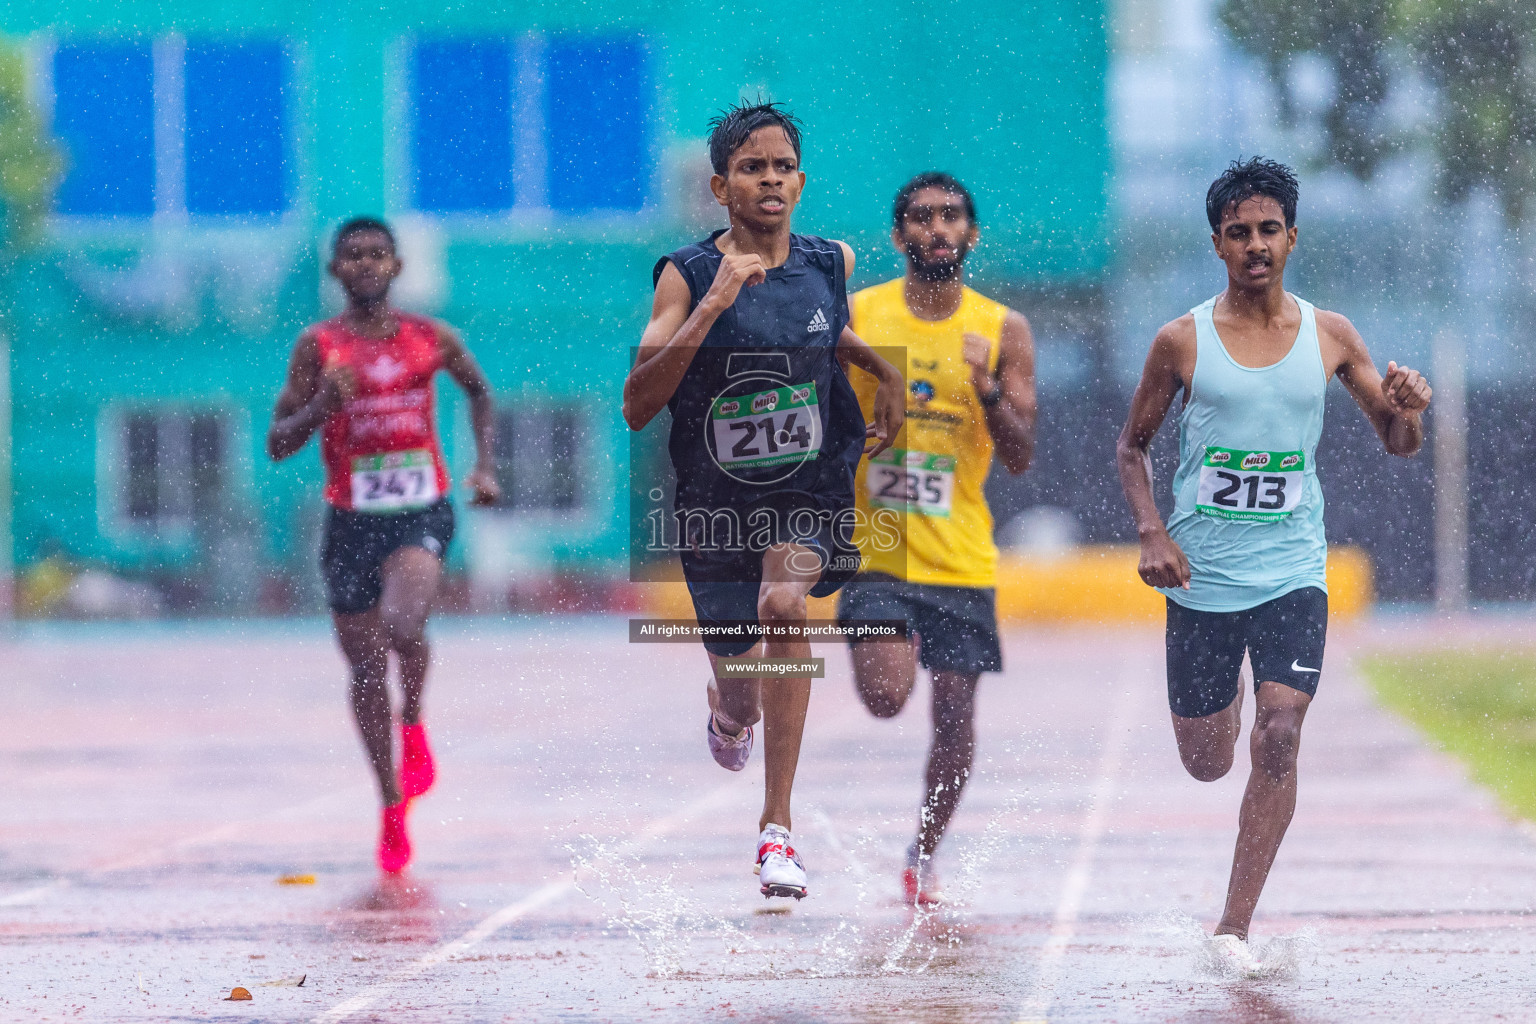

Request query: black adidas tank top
[{"left": 653, "top": 230, "right": 864, "bottom": 514}]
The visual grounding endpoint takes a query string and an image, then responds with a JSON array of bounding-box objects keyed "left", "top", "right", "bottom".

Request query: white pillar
[
  {"left": 1431, "top": 328, "right": 1469, "bottom": 613},
  {"left": 0, "top": 322, "right": 12, "bottom": 621}
]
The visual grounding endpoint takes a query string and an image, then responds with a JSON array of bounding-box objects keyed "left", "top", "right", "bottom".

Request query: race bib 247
[
  {"left": 351, "top": 449, "right": 440, "bottom": 513},
  {"left": 1195, "top": 446, "right": 1305, "bottom": 522}
]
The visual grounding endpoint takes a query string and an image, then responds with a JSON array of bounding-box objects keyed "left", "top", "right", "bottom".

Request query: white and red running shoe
[
  {"left": 755, "top": 824, "right": 807, "bottom": 899},
  {"left": 707, "top": 713, "right": 753, "bottom": 772}
]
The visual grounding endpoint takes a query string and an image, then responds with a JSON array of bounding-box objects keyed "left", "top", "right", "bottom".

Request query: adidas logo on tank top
[{"left": 807, "top": 308, "right": 829, "bottom": 333}]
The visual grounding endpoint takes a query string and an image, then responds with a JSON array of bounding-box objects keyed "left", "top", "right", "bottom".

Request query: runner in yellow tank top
[
  {"left": 849, "top": 279, "right": 1007, "bottom": 586},
  {"left": 836, "top": 173, "right": 1037, "bottom": 905}
]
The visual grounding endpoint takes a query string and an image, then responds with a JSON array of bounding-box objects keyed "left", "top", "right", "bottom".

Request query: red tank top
[{"left": 315, "top": 312, "right": 452, "bottom": 512}]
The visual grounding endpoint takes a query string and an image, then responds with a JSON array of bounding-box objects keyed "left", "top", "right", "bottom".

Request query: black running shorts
[
  {"left": 679, "top": 501, "right": 860, "bottom": 658},
  {"left": 836, "top": 572, "right": 1003, "bottom": 675},
  {"left": 1165, "top": 586, "right": 1328, "bottom": 719},
  {"left": 320, "top": 499, "right": 455, "bottom": 615}
]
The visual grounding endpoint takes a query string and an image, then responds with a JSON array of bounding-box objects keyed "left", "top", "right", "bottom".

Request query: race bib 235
[{"left": 867, "top": 448, "right": 956, "bottom": 517}]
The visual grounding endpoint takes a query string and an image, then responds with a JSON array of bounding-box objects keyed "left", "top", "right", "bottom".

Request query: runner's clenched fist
[
  {"left": 702, "top": 253, "right": 768, "bottom": 311},
  {"left": 1381, "top": 361, "right": 1431, "bottom": 414}
]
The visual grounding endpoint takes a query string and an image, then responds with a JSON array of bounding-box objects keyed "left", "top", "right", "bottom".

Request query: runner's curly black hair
[
  {"left": 707, "top": 100, "right": 803, "bottom": 176},
  {"left": 333, "top": 216, "right": 396, "bottom": 254},
  {"left": 1205, "top": 157, "right": 1299, "bottom": 231}
]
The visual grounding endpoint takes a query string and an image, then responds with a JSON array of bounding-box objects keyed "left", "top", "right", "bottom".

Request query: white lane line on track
[
  {"left": 314, "top": 777, "right": 748, "bottom": 1024},
  {"left": 810, "top": 806, "right": 876, "bottom": 885},
  {"left": 0, "top": 790, "right": 355, "bottom": 907},
  {"left": 1015, "top": 666, "right": 1141, "bottom": 1024},
  {"left": 0, "top": 883, "right": 58, "bottom": 907}
]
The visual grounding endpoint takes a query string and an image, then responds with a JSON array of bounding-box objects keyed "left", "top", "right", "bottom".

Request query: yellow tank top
[{"left": 848, "top": 278, "right": 1008, "bottom": 588}]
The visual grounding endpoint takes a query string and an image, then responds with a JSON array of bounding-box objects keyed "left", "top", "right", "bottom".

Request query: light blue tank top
[{"left": 1159, "top": 294, "right": 1329, "bottom": 612}]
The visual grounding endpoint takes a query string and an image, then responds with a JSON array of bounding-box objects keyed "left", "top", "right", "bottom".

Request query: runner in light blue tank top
[
  {"left": 1117, "top": 157, "right": 1433, "bottom": 967},
  {"left": 1161, "top": 293, "right": 1328, "bottom": 612}
]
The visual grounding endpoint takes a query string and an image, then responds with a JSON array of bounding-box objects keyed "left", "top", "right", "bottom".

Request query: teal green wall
[{"left": 3, "top": 0, "right": 1108, "bottom": 591}]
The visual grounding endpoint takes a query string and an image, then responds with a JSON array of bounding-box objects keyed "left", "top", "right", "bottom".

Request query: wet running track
[{"left": 3, "top": 616, "right": 1535, "bottom": 1022}]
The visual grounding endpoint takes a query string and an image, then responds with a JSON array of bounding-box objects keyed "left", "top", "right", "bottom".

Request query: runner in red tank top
[
  {"left": 267, "top": 217, "right": 499, "bottom": 874},
  {"left": 316, "top": 311, "right": 452, "bottom": 511}
]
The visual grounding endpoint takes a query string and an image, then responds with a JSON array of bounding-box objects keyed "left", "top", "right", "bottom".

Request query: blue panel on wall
[
  {"left": 546, "top": 38, "right": 647, "bottom": 213},
  {"left": 185, "top": 41, "right": 289, "bottom": 216},
  {"left": 53, "top": 42, "right": 155, "bottom": 216},
  {"left": 412, "top": 38, "right": 513, "bottom": 213}
]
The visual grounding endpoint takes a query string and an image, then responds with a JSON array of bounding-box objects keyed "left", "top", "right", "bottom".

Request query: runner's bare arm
[
  {"left": 970, "top": 310, "right": 1037, "bottom": 475},
  {"left": 267, "top": 330, "right": 340, "bottom": 461},
  {"left": 623, "top": 256, "right": 766, "bottom": 431},
  {"left": 1117, "top": 319, "right": 1194, "bottom": 590},
  {"left": 1322, "top": 311, "right": 1431, "bottom": 457},
  {"left": 436, "top": 323, "right": 501, "bottom": 506},
  {"left": 837, "top": 326, "right": 904, "bottom": 458}
]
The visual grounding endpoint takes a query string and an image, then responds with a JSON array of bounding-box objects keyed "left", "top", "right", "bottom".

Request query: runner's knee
[
  {"left": 757, "top": 584, "right": 805, "bottom": 625},
  {"left": 1251, "top": 715, "right": 1303, "bottom": 780},
  {"left": 857, "top": 677, "right": 906, "bottom": 718},
  {"left": 851, "top": 644, "right": 913, "bottom": 717},
  {"left": 380, "top": 607, "right": 428, "bottom": 651},
  {"left": 1180, "top": 742, "right": 1234, "bottom": 782}
]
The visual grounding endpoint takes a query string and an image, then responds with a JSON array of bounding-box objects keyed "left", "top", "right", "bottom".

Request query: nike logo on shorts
[{"left": 1291, "top": 660, "right": 1320, "bottom": 674}]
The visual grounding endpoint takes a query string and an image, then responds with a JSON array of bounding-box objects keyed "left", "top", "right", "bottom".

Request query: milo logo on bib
[{"left": 1195, "top": 446, "right": 1306, "bottom": 522}]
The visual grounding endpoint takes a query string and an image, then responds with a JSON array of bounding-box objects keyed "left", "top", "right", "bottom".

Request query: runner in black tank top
[
  {"left": 624, "top": 102, "right": 904, "bottom": 900},
  {"left": 657, "top": 228, "right": 865, "bottom": 521}
]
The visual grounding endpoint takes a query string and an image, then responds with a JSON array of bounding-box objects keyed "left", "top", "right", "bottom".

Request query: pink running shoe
[
  {"left": 378, "top": 801, "right": 412, "bottom": 874},
  {"left": 707, "top": 713, "right": 754, "bottom": 772},
  {"left": 400, "top": 722, "right": 436, "bottom": 799}
]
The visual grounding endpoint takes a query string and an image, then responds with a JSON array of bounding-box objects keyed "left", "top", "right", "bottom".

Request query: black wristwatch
[{"left": 977, "top": 380, "right": 1003, "bottom": 407}]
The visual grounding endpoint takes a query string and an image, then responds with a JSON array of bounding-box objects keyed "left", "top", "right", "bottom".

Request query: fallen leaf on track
[
  {"left": 277, "top": 874, "right": 316, "bottom": 886},
  {"left": 225, "top": 987, "right": 252, "bottom": 1001}
]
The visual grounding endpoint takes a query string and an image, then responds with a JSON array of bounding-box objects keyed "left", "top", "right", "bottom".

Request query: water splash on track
[
  {"left": 566, "top": 791, "right": 1028, "bottom": 981},
  {"left": 1154, "top": 910, "right": 1318, "bottom": 981}
]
